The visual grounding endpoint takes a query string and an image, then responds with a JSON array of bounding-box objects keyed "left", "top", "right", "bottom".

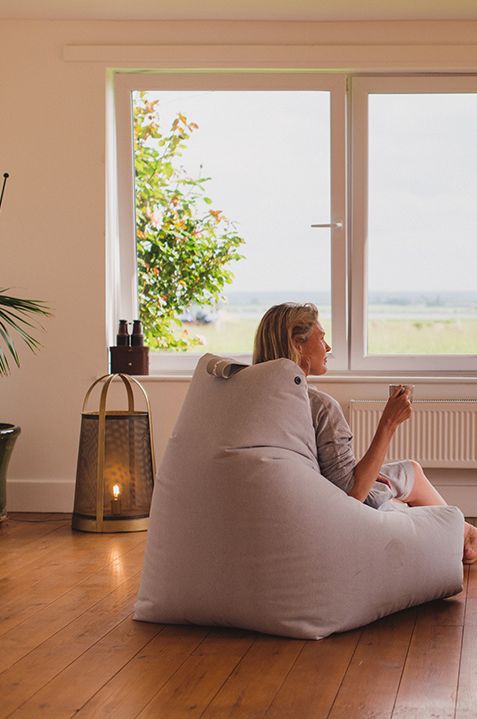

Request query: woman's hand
[
  {"left": 379, "top": 386, "right": 412, "bottom": 431},
  {"left": 348, "top": 386, "right": 412, "bottom": 502}
]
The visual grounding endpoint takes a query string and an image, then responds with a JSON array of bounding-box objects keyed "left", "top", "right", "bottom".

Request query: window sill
[
  {"left": 128, "top": 371, "right": 477, "bottom": 384},
  {"left": 309, "top": 373, "right": 477, "bottom": 384}
]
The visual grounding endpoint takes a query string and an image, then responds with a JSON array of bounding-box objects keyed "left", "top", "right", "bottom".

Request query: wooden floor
[{"left": 1, "top": 515, "right": 477, "bottom": 719}]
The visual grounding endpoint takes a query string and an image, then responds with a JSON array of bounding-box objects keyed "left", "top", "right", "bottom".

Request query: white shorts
[{"left": 364, "top": 460, "right": 415, "bottom": 511}]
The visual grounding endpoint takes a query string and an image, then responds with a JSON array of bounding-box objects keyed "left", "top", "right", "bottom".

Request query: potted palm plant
[{"left": 1, "top": 172, "right": 51, "bottom": 520}]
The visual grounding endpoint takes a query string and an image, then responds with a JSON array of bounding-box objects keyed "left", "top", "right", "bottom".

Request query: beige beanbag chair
[{"left": 134, "top": 354, "right": 464, "bottom": 639}]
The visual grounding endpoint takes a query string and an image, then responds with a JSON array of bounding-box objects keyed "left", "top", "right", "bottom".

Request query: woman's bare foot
[{"left": 463, "top": 522, "right": 477, "bottom": 564}]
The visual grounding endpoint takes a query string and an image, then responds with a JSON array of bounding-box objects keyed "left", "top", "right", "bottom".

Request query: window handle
[{"left": 310, "top": 222, "right": 343, "bottom": 229}]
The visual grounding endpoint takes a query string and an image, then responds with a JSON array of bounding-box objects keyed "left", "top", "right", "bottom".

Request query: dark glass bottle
[
  {"left": 131, "top": 320, "right": 144, "bottom": 347},
  {"left": 116, "top": 319, "right": 130, "bottom": 346}
]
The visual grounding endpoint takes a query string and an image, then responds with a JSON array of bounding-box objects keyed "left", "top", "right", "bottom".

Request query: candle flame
[{"left": 113, "top": 484, "right": 121, "bottom": 499}]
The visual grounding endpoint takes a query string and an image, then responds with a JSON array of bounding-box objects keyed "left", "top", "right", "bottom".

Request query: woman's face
[{"left": 296, "top": 322, "right": 331, "bottom": 376}]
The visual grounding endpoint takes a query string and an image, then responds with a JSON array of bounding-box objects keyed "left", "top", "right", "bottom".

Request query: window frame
[
  {"left": 112, "top": 71, "right": 477, "bottom": 375},
  {"left": 114, "top": 71, "right": 347, "bottom": 374},
  {"left": 350, "top": 74, "right": 477, "bottom": 372}
]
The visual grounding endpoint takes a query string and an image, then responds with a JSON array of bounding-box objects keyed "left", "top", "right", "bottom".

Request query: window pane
[
  {"left": 133, "top": 90, "right": 331, "bottom": 356},
  {"left": 367, "top": 93, "right": 477, "bottom": 355}
]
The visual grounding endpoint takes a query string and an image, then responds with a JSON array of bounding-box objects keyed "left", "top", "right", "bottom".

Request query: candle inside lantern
[{"left": 111, "top": 484, "right": 122, "bottom": 515}]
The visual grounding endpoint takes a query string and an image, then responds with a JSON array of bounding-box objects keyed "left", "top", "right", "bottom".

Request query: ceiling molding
[
  {"left": 6, "top": 0, "right": 477, "bottom": 22},
  {"left": 63, "top": 43, "right": 477, "bottom": 73}
]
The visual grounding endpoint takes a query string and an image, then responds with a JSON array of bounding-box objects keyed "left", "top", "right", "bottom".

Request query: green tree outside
[{"left": 133, "top": 92, "right": 245, "bottom": 351}]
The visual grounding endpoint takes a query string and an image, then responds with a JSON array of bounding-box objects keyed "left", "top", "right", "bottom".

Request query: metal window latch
[{"left": 310, "top": 222, "right": 343, "bottom": 228}]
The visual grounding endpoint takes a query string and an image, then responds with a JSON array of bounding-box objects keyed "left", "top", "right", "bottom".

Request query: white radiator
[{"left": 348, "top": 400, "right": 477, "bottom": 469}]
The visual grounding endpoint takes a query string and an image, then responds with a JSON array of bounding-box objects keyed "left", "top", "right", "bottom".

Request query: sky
[
  {"left": 368, "top": 93, "right": 477, "bottom": 293},
  {"left": 137, "top": 89, "right": 477, "bottom": 295},
  {"left": 141, "top": 90, "right": 331, "bottom": 298}
]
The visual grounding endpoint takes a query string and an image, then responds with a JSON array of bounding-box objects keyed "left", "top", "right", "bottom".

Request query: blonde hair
[{"left": 252, "top": 302, "right": 319, "bottom": 366}]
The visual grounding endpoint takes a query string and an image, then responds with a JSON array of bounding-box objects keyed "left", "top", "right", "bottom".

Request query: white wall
[{"left": 1, "top": 18, "right": 477, "bottom": 513}]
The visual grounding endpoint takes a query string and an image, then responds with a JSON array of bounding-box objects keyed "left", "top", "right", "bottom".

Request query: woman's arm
[{"left": 348, "top": 387, "right": 412, "bottom": 501}]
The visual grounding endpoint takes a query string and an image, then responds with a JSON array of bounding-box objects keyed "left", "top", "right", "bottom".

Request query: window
[
  {"left": 114, "top": 73, "right": 346, "bottom": 373},
  {"left": 113, "top": 72, "right": 477, "bottom": 373},
  {"left": 351, "top": 76, "right": 477, "bottom": 371}
]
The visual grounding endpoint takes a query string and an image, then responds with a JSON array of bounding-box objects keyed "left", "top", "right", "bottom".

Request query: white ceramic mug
[{"left": 389, "top": 383, "right": 415, "bottom": 401}]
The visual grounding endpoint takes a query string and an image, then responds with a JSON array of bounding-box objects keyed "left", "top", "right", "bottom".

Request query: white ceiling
[{"left": 2, "top": 0, "right": 477, "bottom": 22}]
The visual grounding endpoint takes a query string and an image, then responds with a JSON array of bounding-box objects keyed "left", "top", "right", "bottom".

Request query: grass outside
[
  {"left": 178, "top": 315, "right": 477, "bottom": 356},
  {"left": 368, "top": 317, "right": 477, "bottom": 354}
]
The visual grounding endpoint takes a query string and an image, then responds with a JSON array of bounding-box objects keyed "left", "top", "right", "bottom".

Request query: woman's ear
[{"left": 292, "top": 336, "right": 303, "bottom": 353}]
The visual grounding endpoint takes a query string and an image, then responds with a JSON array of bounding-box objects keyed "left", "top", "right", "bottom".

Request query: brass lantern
[{"left": 72, "top": 374, "right": 155, "bottom": 533}]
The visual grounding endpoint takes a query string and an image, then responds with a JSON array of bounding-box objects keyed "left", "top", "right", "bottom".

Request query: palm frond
[
  {"left": 0, "top": 348, "right": 10, "bottom": 375},
  {"left": 0, "top": 321, "right": 20, "bottom": 366},
  {"left": 0, "top": 289, "right": 52, "bottom": 377}
]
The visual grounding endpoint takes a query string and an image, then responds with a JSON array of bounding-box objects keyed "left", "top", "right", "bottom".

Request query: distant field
[
  {"left": 367, "top": 318, "right": 477, "bottom": 354},
  {"left": 182, "top": 315, "right": 264, "bottom": 355},
  {"left": 180, "top": 313, "right": 477, "bottom": 356}
]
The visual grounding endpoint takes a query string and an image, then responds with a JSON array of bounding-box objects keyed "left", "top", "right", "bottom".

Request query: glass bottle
[
  {"left": 131, "top": 320, "right": 144, "bottom": 347},
  {"left": 116, "top": 319, "right": 130, "bottom": 346}
]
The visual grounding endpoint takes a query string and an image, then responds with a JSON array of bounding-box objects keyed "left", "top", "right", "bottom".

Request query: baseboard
[
  {"left": 6, "top": 476, "right": 477, "bottom": 516},
  {"left": 430, "top": 469, "right": 477, "bottom": 516},
  {"left": 7, "top": 479, "right": 75, "bottom": 513}
]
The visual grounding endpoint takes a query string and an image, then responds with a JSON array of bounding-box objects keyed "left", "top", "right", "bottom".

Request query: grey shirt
[{"left": 307, "top": 386, "right": 356, "bottom": 495}]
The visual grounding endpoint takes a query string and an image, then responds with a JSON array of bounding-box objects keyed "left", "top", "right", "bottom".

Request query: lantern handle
[
  {"left": 125, "top": 375, "right": 156, "bottom": 478},
  {"left": 82, "top": 373, "right": 135, "bottom": 413}
]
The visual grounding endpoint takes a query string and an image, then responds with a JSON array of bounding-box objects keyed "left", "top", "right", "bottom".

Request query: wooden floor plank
[
  {"left": 0, "top": 525, "right": 76, "bottom": 573},
  {"left": 0, "top": 526, "right": 144, "bottom": 587},
  {"left": 199, "top": 635, "right": 305, "bottom": 718},
  {"left": 74, "top": 627, "right": 245, "bottom": 719},
  {"left": 412, "top": 568, "right": 469, "bottom": 630},
  {"left": 455, "top": 564, "right": 477, "bottom": 719},
  {"left": 0, "top": 522, "right": 143, "bottom": 576},
  {"left": 391, "top": 623, "right": 462, "bottom": 719},
  {"left": 390, "top": 579, "right": 467, "bottom": 719},
  {"left": 0, "top": 515, "right": 69, "bottom": 551},
  {"left": 0, "top": 532, "right": 141, "bottom": 604},
  {"left": 0, "top": 532, "right": 146, "bottom": 637},
  {"left": 7, "top": 513, "right": 70, "bottom": 523},
  {"left": 327, "top": 610, "right": 417, "bottom": 719},
  {"left": 264, "top": 630, "right": 361, "bottom": 719},
  {"left": 8, "top": 617, "right": 162, "bottom": 719},
  {"left": 0, "top": 573, "right": 141, "bottom": 718},
  {"left": 135, "top": 628, "right": 261, "bottom": 719},
  {"left": 0, "top": 542, "right": 146, "bottom": 672}
]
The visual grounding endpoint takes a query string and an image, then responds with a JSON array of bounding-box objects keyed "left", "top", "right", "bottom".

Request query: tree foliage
[{"left": 134, "top": 92, "right": 245, "bottom": 350}]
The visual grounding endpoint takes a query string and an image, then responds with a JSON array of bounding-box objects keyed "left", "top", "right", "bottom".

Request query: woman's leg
[
  {"left": 403, "top": 460, "right": 447, "bottom": 506},
  {"left": 404, "top": 460, "right": 477, "bottom": 564}
]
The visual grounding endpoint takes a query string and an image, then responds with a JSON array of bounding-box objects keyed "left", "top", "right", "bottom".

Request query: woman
[{"left": 253, "top": 301, "right": 477, "bottom": 563}]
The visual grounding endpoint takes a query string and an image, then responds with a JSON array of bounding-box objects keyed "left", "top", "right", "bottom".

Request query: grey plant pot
[{"left": 0, "top": 424, "right": 21, "bottom": 521}]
